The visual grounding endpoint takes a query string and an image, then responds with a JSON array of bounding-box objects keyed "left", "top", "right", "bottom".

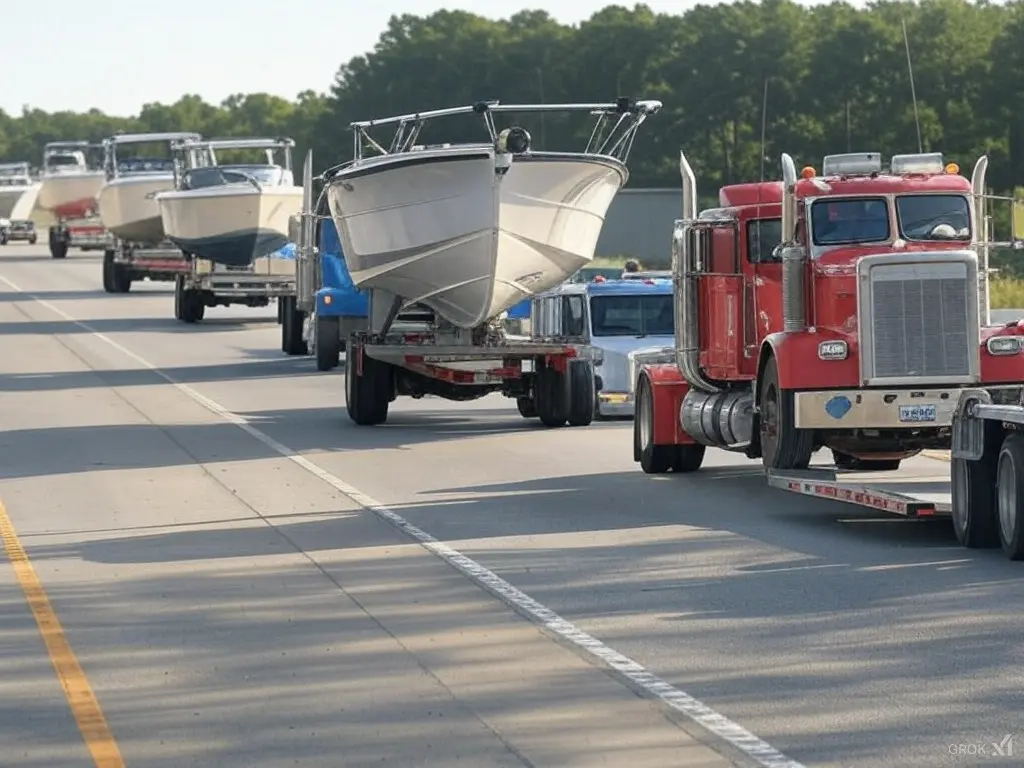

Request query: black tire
[
  {"left": 534, "top": 362, "right": 570, "bottom": 428},
  {"left": 111, "top": 262, "right": 132, "bottom": 293},
  {"left": 831, "top": 450, "right": 900, "bottom": 472},
  {"left": 280, "top": 295, "right": 308, "bottom": 355},
  {"left": 345, "top": 339, "right": 391, "bottom": 425},
  {"left": 173, "top": 275, "right": 184, "bottom": 320},
  {"left": 28, "top": 235, "right": 37, "bottom": 245},
  {"left": 759, "top": 355, "right": 813, "bottom": 471},
  {"left": 315, "top": 316, "right": 341, "bottom": 371},
  {"left": 567, "top": 359, "right": 596, "bottom": 427},
  {"left": 634, "top": 375, "right": 706, "bottom": 474},
  {"left": 50, "top": 240, "right": 68, "bottom": 259},
  {"left": 996, "top": 433, "right": 1024, "bottom": 560},
  {"left": 102, "top": 249, "right": 116, "bottom": 293},
  {"left": 951, "top": 453, "right": 999, "bottom": 549},
  {"left": 0, "top": 234, "right": 8, "bottom": 245},
  {"left": 516, "top": 397, "right": 537, "bottom": 418},
  {"left": 176, "top": 278, "right": 204, "bottom": 323}
]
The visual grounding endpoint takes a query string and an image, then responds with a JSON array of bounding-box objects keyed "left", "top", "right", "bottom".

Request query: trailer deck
[{"left": 767, "top": 461, "right": 952, "bottom": 518}]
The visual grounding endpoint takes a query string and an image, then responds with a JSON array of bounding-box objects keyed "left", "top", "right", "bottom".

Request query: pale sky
[{"left": 0, "top": 0, "right": 853, "bottom": 117}]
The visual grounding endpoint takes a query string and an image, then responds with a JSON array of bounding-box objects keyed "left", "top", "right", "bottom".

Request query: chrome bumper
[
  {"left": 597, "top": 391, "right": 635, "bottom": 417},
  {"left": 794, "top": 388, "right": 961, "bottom": 429}
]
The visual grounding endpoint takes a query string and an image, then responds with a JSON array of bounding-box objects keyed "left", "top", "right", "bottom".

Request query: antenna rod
[
  {"left": 759, "top": 78, "right": 769, "bottom": 185},
  {"left": 902, "top": 17, "right": 923, "bottom": 153}
]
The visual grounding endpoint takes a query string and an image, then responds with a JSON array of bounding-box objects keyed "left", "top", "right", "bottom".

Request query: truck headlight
[
  {"left": 818, "top": 340, "right": 848, "bottom": 360},
  {"left": 987, "top": 336, "right": 1022, "bottom": 356}
]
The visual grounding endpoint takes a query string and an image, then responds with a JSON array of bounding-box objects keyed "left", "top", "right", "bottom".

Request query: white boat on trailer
[
  {"left": 99, "top": 132, "right": 203, "bottom": 294},
  {"left": 0, "top": 162, "right": 41, "bottom": 222},
  {"left": 157, "top": 137, "right": 300, "bottom": 323},
  {"left": 158, "top": 136, "right": 301, "bottom": 268},
  {"left": 326, "top": 97, "right": 661, "bottom": 330},
  {"left": 290, "top": 97, "right": 661, "bottom": 427}
]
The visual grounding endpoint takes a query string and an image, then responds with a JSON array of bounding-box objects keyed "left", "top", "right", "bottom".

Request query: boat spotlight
[{"left": 496, "top": 127, "right": 531, "bottom": 154}]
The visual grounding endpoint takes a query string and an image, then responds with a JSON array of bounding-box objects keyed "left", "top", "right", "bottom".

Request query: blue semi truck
[{"left": 279, "top": 216, "right": 369, "bottom": 370}]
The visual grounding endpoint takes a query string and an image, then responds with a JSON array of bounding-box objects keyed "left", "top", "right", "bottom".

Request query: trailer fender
[
  {"left": 755, "top": 330, "right": 860, "bottom": 404},
  {"left": 638, "top": 363, "right": 698, "bottom": 446}
]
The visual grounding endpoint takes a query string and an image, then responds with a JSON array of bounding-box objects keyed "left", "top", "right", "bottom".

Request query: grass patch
[{"left": 991, "top": 277, "right": 1024, "bottom": 309}]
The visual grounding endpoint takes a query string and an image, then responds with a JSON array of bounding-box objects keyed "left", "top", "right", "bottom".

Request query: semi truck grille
[{"left": 869, "top": 261, "right": 971, "bottom": 379}]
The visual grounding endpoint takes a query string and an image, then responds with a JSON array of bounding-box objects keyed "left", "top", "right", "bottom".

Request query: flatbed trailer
[
  {"left": 345, "top": 324, "right": 596, "bottom": 428},
  {"left": 49, "top": 215, "right": 113, "bottom": 259},
  {"left": 766, "top": 464, "right": 951, "bottom": 518},
  {"left": 102, "top": 239, "right": 188, "bottom": 293},
  {"left": 174, "top": 257, "right": 295, "bottom": 323}
]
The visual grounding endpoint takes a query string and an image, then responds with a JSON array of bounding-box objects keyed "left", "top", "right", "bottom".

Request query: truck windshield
[
  {"left": 590, "top": 294, "right": 674, "bottom": 337},
  {"left": 810, "top": 197, "right": 890, "bottom": 246},
  {"left": 896, "top": 194, "right": 971, "bottom": 241}
]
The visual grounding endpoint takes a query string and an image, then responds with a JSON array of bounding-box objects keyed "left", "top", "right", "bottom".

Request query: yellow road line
[{"left": 0, "top": 499, "right": 125, "bottom": 768}]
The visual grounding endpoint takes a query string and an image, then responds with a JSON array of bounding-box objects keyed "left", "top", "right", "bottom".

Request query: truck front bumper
[
  {"left": 794, "top": 388, "right": 965, "bottom": 429},
  {"left": 597, "top": 391, "right": 635, "bottom": 418}
]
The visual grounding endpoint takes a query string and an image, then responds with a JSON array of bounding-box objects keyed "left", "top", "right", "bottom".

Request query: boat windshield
[
  {"left": 118, "top": 158, "right": 175, "bottom": 174},
  {"left": 810, "top": 197, "right": 890, "bottom": 247},
  {"left": 46, "top": 153, "right": 85, "bottom": 169},
  {"left": 589, "top": 294, "right": 674, "bottom": 337},
  {"left": 896, "top": 194, "right": 971, "bottom": 241},
  {"left": 181, "top": 165, "right": 286, "bottom": 189}
]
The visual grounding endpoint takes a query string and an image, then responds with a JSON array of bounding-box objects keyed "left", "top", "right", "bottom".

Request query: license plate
[{"left": 898, "top": 404, "right": 937, "bottom": 423}]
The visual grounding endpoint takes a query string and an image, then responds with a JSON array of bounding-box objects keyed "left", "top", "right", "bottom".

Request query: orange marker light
[
  {"left": 801, "top": 166, "right": 816, "bottom": 179},
  {"left": 945, "top": 162, "right": 960, "bottom": 174}
]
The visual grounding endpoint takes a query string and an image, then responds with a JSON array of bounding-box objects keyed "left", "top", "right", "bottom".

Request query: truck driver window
[
  {"left": 811, "top": 197, "right": 889, "bottom": 246},
  {"left": 746, "top": 218, "right": 782, "bottom": 263},
  {"left": 563, "top": 295, "right": 586, "bottom": 336},
  {"left": 590, "top": 294, "right": 674, "bottom": 338},
  {"left": 896, "top": 194, "right": 971, "bottom": 241}
]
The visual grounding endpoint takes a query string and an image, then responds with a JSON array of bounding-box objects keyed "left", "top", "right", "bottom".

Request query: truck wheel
[
  {"left": 832, "top": 450, "right": 900, "bottom": 472},
  {"left": 175, "top": 277, "right": 204, "bottom": 323},
  {"left": 759, "top": 355, "right": 813, "bottom": 471},
  {"left": 996, "top": 433, "right": 1024, "bottom": 559},
  {"left": 951, "top": 453, "right": 999, "bottom": 549},
  {"left": 315, "top": 316, "right": 341, "bottom": 371},
  {"left": 50, "top": 240, "right": 68, "bottom": 259},
  {"left": 516, "top": 397, "right": 537, "bottom": 418},
  {"left": 635, "top": 376, "right": 705, "bottom": 473},
  {"left": 28, "top": 235, "right": 37, "bottom": 245},
  {"left": 280, "top": 296, "right": 308, "bottom": 355},
  {"left": 534, "top": 362, "right": 570, "bottom": 428},
  {"left": 345, "top": 339, "right": 390, "bottom": 425},
  {"left": 567, "top": 359, "right": 596, "bottom": 427},
  {"left": 102, "top": 250, "right": 116, "bottom": 293},
  {"left": 111, "top": 263, "right": 132, "bottom": 293}
]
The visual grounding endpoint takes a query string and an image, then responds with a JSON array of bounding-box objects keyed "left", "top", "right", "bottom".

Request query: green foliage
[{"left": 2, "top": 0, "right": 1024, "bottom": 201}]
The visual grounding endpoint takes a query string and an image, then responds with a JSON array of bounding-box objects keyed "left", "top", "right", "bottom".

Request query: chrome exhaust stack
[
  {"left": 675, "top": 151, "right": 721, "bottom": 394},
  {"left": 779, "top": 153, "right": 806, "bottom": 332},
  {"left": 971, "top": 155, "right": 990, "bottom": 326},
  {"left": 295, "top": 150, "right": 317, "bottom": 314}
]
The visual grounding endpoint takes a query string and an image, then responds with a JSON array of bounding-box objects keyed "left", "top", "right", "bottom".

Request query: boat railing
[
  {"left": 171, "top": 137, "right": 295, "bottom": 173},
  {"left": 347, "top": 98, "right": 663, "bottom": 165}
]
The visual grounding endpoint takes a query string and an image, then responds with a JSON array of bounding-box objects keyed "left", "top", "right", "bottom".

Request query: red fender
[{"left": 639, "top": 363, "right": 698, "bottom": 445}]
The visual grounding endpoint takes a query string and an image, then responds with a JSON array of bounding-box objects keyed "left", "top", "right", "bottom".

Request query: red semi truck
[{"left": 633, "top": 150, "right": 1024, "bottom": 557}]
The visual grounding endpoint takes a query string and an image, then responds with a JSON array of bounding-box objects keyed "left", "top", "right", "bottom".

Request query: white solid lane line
[{"left": 0, "top": 274, "right": 806, "bottom": 768}]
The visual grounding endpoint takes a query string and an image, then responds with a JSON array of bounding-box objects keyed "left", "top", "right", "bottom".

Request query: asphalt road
[{"left": 1, "top": 245, "right": 1022, "bottom": 768}]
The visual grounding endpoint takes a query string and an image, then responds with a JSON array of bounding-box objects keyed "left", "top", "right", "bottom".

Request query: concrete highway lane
[{"left": 1, "top": 245, "right": 1022, "bottom": 768}]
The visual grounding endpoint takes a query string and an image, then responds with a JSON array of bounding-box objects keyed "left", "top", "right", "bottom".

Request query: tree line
[{"left": 2, "top": 0, "right": 1023, "bottom": 207}]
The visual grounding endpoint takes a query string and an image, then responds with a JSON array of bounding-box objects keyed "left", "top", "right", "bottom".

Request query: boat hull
[
  {"left": 98, "top": 174, "right": 174, "bottom": 243},
  {"left": 0, "top": 184, "right": 41, "bottom": 221},
  {"left": 158, "top": 185, "right": 302, "bottom": 267},
  {"left": 327, "top": 148, "right": 625, "bottom": 328},
  {"left": 36, "top": 172, "right": 105, "bottom": 219}
]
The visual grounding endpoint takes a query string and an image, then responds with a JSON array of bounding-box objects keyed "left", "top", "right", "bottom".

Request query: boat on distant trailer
[
  {"left": 97, "top": 132, "right": 202, "bottom": 244},
  {"left": 35, "top": 142, "right": 106, "bottom": 220},
  {"left": 324, "top": 97, "right": 662, "bottom": 329},
  {"left": 157, "top": 136, "right": 301, "bottom": 268},
  {"left": 0, "top": 161, "right": 41, "bottom": 221}
]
